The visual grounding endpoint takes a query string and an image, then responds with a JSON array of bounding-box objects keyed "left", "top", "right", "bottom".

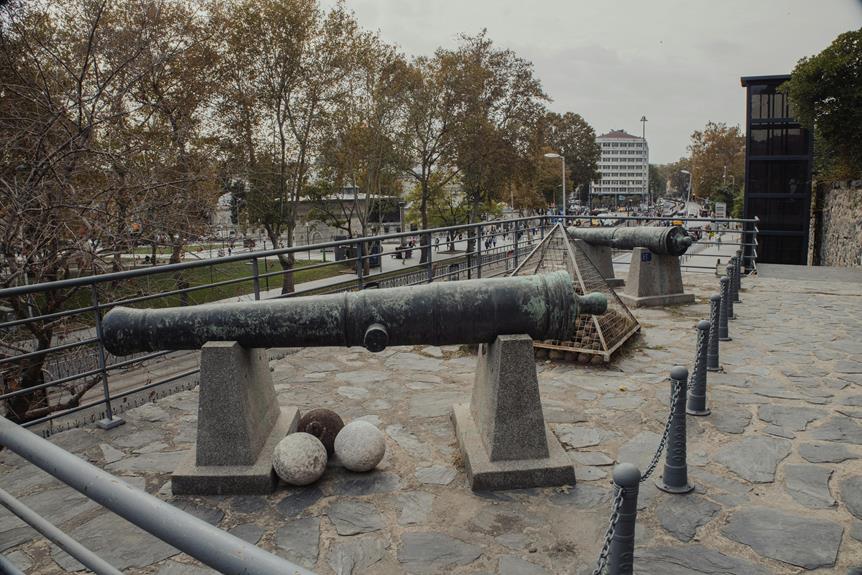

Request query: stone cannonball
[
  {"left": 298, "top": 408, "right": 344, "bottom": 455},
  {"left": 273, "top": 432, "right": 328, "bottom": 486},
  {"left": 334, "top": 420, "right": 386, "bottom": 472}
]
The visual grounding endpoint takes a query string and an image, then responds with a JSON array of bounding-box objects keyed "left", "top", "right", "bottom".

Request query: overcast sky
[{"left": 324, "top": 0, "right": 862, "bottom": 163}]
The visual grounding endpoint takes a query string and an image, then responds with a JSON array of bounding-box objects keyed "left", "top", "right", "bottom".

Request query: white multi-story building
[{"left": 590, "top": 129, "right": 649, "bottom": 208}]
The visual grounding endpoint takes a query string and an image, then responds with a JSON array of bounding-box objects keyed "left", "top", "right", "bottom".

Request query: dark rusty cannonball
[{"left": 297, "top": 409, "right": 344, "bottom": 455}]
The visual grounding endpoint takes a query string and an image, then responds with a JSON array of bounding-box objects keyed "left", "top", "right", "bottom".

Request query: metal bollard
[
  {"left": 730, "top": 256, "right": 742, "bottom": 303},
  {"left": 656, "top": 366, "right": 694, "bottom": 494},
  {"left": 707, "top": 294, "right": 721, "bottom": 372},
  {"left": 687, "top": 320, "right": 711, "bottom": 415},
  {"left": 726, "top": 264, "right": 735, "bottom": 320},
  {"left": 607, "top": 463, "right": 641, "bottom": 575},
  {"left": 719, "top": 276, "right": 731, "bottom": 341},
  {"left": 735, "top": 249, "right": 744, "bottom": 291}
]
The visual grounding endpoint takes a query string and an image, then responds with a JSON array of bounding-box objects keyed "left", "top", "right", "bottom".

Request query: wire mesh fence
[{"left": 512, "top": 225, "right": 641, "bottom": 363}]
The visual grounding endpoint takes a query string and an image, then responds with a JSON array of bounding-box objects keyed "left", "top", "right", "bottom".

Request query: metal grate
[{"left": 511, "top": 225, "right": 640, "bottom": 363}]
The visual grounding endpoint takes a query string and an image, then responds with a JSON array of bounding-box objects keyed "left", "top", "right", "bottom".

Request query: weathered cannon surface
[
  {"left": 102, "top": 271, "right": 607, "bottom": 355},
  {"left": 566, "top": 225, "right": 693, "bottom": 256}
]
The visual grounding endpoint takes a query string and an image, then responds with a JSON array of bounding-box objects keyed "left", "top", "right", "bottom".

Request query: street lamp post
[
  {"left": 640, "top": 115, "right": 648, "bottom": 207},
  {"left": 680, "top": 169, "right": 693, "bottom": 210},
  {"left": 543, "top": 153, "right": 565, "bottom": 218}
]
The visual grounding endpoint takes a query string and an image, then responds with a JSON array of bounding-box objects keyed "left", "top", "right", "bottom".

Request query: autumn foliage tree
[{"left": 688, "top": 122, "right": 745, "bottom": 207}]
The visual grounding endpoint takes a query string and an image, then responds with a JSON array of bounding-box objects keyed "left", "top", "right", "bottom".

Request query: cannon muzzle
[
  {"left": 566, "top": 225, "right": 693, "bottom": 256},
  {"left": 102, "top": 271, "right": 607, "bottom": 355}
]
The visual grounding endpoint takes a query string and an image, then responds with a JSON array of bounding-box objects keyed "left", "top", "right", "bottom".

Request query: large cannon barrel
[
  {"left": 102, "top": 271, "right": 607, "bottom": 356},
  {"left": 565, "top": 225, "right": 693, "bottom": 256}
]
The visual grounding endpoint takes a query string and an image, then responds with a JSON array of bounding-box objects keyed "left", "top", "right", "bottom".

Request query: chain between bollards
[
  {"left": 687, "top": 321, "right": 711, "bottom": 416},
  {"left": 655, "top": 366, "right": 694, "bottom": 494},
  {"left": 640, "top": 380, "right": 681, "bottom": 483},
  {"left": 719, "top": 276, "right": 731, "bottom": 341},
  {"left": 707, "top": 294, "right": 721, "bottom": 371},
  {"left": 593, "top": 463, "right": 641, "bottom": 575}
]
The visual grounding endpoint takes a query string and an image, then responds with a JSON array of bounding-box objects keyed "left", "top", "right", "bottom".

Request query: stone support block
[
  {"left": 618, "top": 248, "right": 694, "bottom": 308},
  {"left": 172, "top": 341, "right": 299, "bottom": 495},
  {"left": 452, "top": 335, "right": 575, "bottom": 490},
  {"left": 572, "top": 239, "right": 624, "bottom": 288}
]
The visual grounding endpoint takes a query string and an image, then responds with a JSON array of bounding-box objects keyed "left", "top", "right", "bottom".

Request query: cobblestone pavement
[{"left": 1, "top": 269, "right": 861, "bottom": 574}]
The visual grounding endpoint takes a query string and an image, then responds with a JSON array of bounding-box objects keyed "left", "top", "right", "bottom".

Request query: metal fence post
[
  {"left": 355, "top": 240, "right": 365, "bottom": 289},
  {"left": 707, "top": 294, "right": 721, "bottom": 372},
  {"left": 607, "top": 463, "right": 641, "bottom": 575},
  {"left": 687, "top": 321, "right": 711, "bottom": 416},
  {"left": 424, "top": 232, "right": 433, "bottom": 283},
  {"left": 726, "top": 263, "right": 735, "bottom": 320},
  {"left": 90, "top": 285, "right": 124, "bottom": 430},
  {"left": 512, "top": 223, "right": 519, "bottom": 269},
  {"left": 719, "top": 276, "right": 731, "bottom": 341},
  {"left": 476, "top": 224, "right": 483, "bottom": 279},
  {"left": 250, "top": 258, "right": 260, "bottom": 301},
  {"left": 466, "top": 227, "right": 473, "bottom": 280},
  {"left": 656, "top": 366, "right": 694, "bottom": 494}
]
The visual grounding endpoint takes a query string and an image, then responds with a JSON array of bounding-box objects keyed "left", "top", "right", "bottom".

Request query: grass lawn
[
  {"left": 128, "top": 243, "right": 225, "bottom": 255},
  {"left": 26, "top": 259, "right": 352, "bottom": 331}
]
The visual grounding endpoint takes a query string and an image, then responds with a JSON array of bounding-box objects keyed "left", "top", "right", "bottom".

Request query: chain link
[
  {"left": 640, "top": 380, "right": 681, "bottom": 482},
  {"left": 591, "top": 485, "right": 625, "bottom": 575}
]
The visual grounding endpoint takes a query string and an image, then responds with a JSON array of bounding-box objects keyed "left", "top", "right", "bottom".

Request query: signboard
[
  {"left": 715, "top": 202, "right": 727, "bottom": 218},
  {"left": 641, "top": 251, "right": 652, "bottom": 262}
]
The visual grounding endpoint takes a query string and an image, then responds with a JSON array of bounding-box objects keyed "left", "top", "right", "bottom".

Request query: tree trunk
[
  {"left": 5, "top": 332, "right": 51, "bottom": 423},
  {"left": 419, "top": 180, "right": 431, "bottom": 264}
]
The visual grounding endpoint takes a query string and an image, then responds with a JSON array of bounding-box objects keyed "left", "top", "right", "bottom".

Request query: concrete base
[
  {"left": 573, "top": 239, "right": 624, "bottom": 288},
  {"left": 171, "top": 341, "right": 300, "bottom": 495},
  {"left": 451, "top": 335, "right": 575, "bottom": 491},
  {"left": 618, "top": 292, "right": 695, "bottom": 308},
  {"left": 655, "top": 478, "right": 695, "bottom": 494},
  {"left": 96, "top": 416, "right": 125, "bottom": 430},
  {"left": 172, "top": 407, "right": 299, "bottom": 495},
  {"left": 621, "top": 248, "right": 693, "bottom": 307},
  {"left": 452, "top": 404, "right": 574, "bottom": 490}
]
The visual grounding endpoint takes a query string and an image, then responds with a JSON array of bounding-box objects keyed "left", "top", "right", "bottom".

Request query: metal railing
[
  {"left": 0, "top": 213, "right": 757, "bottom": 434},
  {"left": 0, "top": 414, "right": 314, "bottom": 574}
]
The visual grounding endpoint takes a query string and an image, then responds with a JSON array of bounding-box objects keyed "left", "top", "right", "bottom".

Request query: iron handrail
[
  {"left": 1, "top": 214, "right": 757, "bottom": 430},
  {"left": 0, "top": 415, "right": 315, "bottom": 575}
]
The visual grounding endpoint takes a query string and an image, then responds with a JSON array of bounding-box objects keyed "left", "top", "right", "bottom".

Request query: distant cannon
[
  {"left": 565, "top": 225, "right": 693, "bottom": 257},
  {"left": 565, "top": 225, "right": 695, "bottom": 307},
  {"left": 102, "top": 271, "right": 607, "bottom": 356},
  {"left": 100, "top": 271, "right": 608, "bottom": 496}
]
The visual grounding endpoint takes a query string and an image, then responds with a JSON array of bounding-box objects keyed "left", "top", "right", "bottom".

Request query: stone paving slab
[{"left": 1, "top": 271, "right": 862, "bottom": 573}]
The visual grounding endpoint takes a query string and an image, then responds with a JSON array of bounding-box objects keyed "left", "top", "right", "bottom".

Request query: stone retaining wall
[{"left": 810, "top": 181, "right": 862, "bottom": 266}]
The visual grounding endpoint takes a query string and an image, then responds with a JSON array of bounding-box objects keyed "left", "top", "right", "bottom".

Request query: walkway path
[{"left": 2, "top": 267, "right": 860, "bottom": 573}]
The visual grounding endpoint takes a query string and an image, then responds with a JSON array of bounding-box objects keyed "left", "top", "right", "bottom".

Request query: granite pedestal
[
  {"left": 451, "top": 334, "right": 575, "bottom": 490},
  {"left": 618, "top": 247, "right": 694, "bottom": 308},
  {"left": 572, "top": 239, "right": 624, "bottom": 288},
  {"left": 172, "top": 341, "right": 299, "bottom": 495}
]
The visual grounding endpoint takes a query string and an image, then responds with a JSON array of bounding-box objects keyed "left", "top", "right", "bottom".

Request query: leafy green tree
[
  {"left": 544, "top": 112, "right": 600, "bottom": 206},
  {"left": 444, "top": 31, "right": 548, "bottom": 228},
  {"left": 782, "top": 28, "right": 862, "bottom": 180},
  {"left": 648, "top": 164, "right": 666, "bottom": 200}
]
